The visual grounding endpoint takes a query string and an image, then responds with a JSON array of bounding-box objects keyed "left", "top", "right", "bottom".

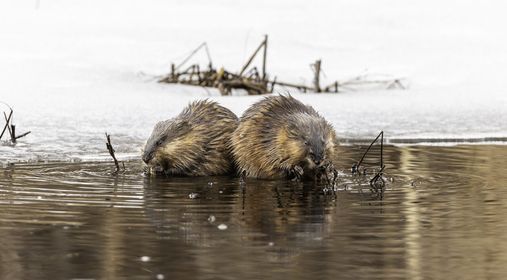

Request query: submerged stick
[
  {"left": 105, "top": 133, "right": 120, "bottom": 174},
  {"left": 370, "top": 165, "right": 386, "bottom": 200}
]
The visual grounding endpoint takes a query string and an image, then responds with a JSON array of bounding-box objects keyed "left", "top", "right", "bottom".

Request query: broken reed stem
[
  {"left": 0, "top": 109, "right": 13, "bottom": 140},
  {"left": 0, "top": 109, "right": 30, "bottom": 143},
  {"left": 15, "top": 131, "right": 31, "bottom": 140},
  {"left": 354, "top": 131, "right": 384, "bottom": 172},
  {"left": 2, "top": 111, "right": 14, "bottom": 141},
  {"left": 380, "top": 131, "right": 384, "bottom": 168},
  {"left": 105, "top": 133, "right": 120, "bottom": 174},
  {"left": 370, "top": 165, "right": 386, "bottom": 200},
  {"left": 10, "top": 124, "right": 16, "bottom": 143},
  {"left": 158, "top": 36, "right": 405, "bottom": 95},
  {"left": 351, "top": 130, "right": 387, "bottom": 199}
]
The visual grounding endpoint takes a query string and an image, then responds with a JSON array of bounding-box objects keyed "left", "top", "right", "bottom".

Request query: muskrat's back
[{"left": 143, "top": 100, "right": 238, "bottom": 176}]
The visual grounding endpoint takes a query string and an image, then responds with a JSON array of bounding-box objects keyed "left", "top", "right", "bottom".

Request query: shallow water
[{"left": 1, "top": 144, "right": 506, "bottom": 279}]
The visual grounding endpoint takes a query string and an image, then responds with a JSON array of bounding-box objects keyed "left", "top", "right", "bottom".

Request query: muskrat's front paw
[
  {"left": 145, "top": 165, "right": 165, "bottom": 176},
  {"left": 326, "top": 165, "right": 338, "bottom": 186},
  {"left": 316, "top": 162, "right": 338, "bottom": 186},
  {"left": 289, "top": 165, "right": 304, "bottom": 181}
]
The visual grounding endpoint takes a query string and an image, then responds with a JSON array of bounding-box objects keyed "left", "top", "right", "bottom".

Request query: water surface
[{"left": 1, "top": 144, "right": 506, "bottom": 279}]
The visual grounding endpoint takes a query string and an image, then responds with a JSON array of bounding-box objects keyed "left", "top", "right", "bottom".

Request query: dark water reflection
[{"left": 1, "top": 145, "right": 507, "bottom": 279}]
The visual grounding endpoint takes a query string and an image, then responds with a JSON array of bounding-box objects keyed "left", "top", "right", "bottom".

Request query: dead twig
[
  {"left": 15, "top": 131, "right": 31, "bottom": 140},
  {"left": 351, "top": 131, "right": 386, "bottom": 199},
  {"left": 1, "top": 106, "right": 31, "bottom": 144},
  {"left": 3, "top": 111, "right": 14, "bottom": 141},
  {"left": 352, "top": 131, "right": 384, "bottom": 174},
  {"left": 370, "top": 165, "right": 386, "bottom": 198},
  {"left": 105, "top": 133, "right": 121, "bottom": 174},
  {"left": 0, "top": 109, "right": 13, "bottom": 140},
  {"left": 158, "top": 36, "right": 405, "bottom": 95}
]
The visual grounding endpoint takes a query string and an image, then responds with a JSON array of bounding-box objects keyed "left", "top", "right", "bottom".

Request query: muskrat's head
[
  {"left": 283, "top": 114, "right": 336, "bottom": 170},
  {"left": 142, "top": 118, "right": 191, "bottom": 170}
]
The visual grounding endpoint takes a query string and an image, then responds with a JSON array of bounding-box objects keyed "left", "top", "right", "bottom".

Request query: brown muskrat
[
  {"left": 142, "top": 100, "right": 238, "bottom": 176},
  {"left": 231, "top": 95, "right": 338, "bottom": 181}
]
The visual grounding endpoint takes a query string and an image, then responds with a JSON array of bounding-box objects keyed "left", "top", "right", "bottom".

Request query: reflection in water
[{"left": 0, "top": 145, "right": 507, "bottom": 279}]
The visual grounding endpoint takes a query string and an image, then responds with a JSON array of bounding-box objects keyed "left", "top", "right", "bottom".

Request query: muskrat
[
  {"left": 231, "top": 95, "right": 338, "bottom": 181},
  {"left": 142, "top": 100, "right": 239, "bottom": 176}
]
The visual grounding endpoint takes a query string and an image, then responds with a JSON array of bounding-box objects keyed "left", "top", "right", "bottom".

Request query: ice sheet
[{"left": 0, "top": 0, "right": 506, "bottom": 162}]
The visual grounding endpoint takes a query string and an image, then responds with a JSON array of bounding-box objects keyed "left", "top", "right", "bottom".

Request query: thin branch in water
[
  {"left": 105, "top": 133, "right": 120, "bottom": 174},
  {"left": 370, "top": 165, "right": 386, "bottom": 199},
  {"left": 352, "top": 131, "right": 384, "bottom": 174},
  {"left": 350, "top": 131, "right": 386, "bottom": 200}
]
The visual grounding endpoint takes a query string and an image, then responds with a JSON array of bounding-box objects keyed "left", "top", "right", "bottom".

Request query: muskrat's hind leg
[{"left": 288, "top": 165, "right": 304, "bottom": 182}]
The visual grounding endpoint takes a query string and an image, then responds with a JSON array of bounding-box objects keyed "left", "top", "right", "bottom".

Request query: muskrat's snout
[
  {"left": 309, "top": 152, "right": 323, "bottom": 166},
  {"left": 307, "top": 142, "right": 325, "bottom": 166},
  {"left": 142, "top": 150, "right": 155, "bottom": 164}
]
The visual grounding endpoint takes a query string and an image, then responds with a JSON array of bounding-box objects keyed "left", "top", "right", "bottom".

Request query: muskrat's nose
[
  {"left": 142, "top": 152, "right": 153, "bottom": 164},
  {"left": 313, "top": 155, "right": 323, "bottom": 166}
]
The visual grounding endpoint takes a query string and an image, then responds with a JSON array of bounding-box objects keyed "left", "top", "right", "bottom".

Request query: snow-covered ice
[{"left": 0, "top": 0, "right": 506, "bottom": 162}]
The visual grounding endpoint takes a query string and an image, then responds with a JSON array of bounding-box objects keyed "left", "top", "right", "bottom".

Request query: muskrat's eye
[
  {"left": 304, "top": 141, "right": 309, "bottom": 146},
  {"left": 156, "top": 136, "right": 167, "bottom": 146}
]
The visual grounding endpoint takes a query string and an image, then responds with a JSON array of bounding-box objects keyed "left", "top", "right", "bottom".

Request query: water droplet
[
  {"left": 156, "top": 274, "right": 165, "bottom": 280},
  {"left": 188, "top": 193, "right": 199, "bottom": 199},
  {"left": 208, "top": 215, "right": 216, "bottom": 223},
  {"left": 268, "top": 242, "right": 274, "bottom": 246},
  {"left": 140, "top": 256, "right": 150, "bottom": 262},
  {"left": 217, "top": 224, "right": 228, "bottom": 230},
  {"left": 208, "top": 182, "right": 214, "bottom": 187}
]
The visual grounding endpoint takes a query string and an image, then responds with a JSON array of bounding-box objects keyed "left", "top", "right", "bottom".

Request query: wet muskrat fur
[
  {"left": 231, "top": 95, "right": 338, "bottom": 180},
  {"left": 142, "top": 100, "right": 238, "bottom": 176}
]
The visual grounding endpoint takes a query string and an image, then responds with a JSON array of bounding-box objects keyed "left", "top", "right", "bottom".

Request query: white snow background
[{"left": 0, "top": 0, "right": 506, "bottom": 162}]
